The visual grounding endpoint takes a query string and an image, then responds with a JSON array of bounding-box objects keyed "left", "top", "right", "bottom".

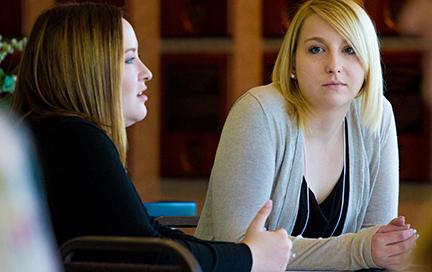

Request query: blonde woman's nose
[
  {"left": 143, "top": 64, "right": 152, "bottom": 81},
  {"left": 139, "top": 61, "right": 152, "bottom": 81},
  {"left": 325, "top": 53, "right": 342, "bottom": 74}
]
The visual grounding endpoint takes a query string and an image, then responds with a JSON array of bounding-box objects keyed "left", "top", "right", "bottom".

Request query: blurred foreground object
[{"left": 0, "top": 111, "right": 61, "bottom": 272}]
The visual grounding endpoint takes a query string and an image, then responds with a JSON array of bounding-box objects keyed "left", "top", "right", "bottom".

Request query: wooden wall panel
[
  {"left": 160, "top": 54, "right": 227, "bottom": 177},
  {"left": 383, "top": 50, "right": 429, "bottom": 180},
  {"left": 363, "top": 0, "right": 407, "bottom": 36},
  {"left": 161, "top": 0, "right": 228, "bottom": 37},
  {"left": 0, "top": 1, "right": 22, "bottom": 37},
  {"left": 262, "top": 0, "right": 305, "bottom": 37}
]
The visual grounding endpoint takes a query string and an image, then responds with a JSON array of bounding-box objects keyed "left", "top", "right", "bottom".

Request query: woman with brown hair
[{"left": 11, "top": 2, "right": 292, "bottom": 271}]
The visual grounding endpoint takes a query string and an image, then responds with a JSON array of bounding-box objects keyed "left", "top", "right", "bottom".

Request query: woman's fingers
[
  {"left": 389, "top": 216, "right": 406, "bottom": 227},
  {"left": 377, "top": 224, "right": 409, "bottom": 234},
  {"left": 376, "top": 228, "right": 415, "bottom": 245},
  {"left": 387, "top": 231, "right": 418, "bottom": 257},
  {"left": 372, "top": 226, "right": 418, "bottom": 269}
]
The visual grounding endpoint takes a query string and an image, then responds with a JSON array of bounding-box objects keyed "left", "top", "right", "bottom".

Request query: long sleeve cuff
[{"left": 286, "top": 225, "right": 382, "bottom": 270}]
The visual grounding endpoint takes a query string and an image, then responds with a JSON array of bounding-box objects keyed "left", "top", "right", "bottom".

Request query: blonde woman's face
[
  {"left": 294, "top": 14, "right": 365, "bottom": 113},
  {"left": 121, "top": 19, "right": 153, "bottom": 127}
]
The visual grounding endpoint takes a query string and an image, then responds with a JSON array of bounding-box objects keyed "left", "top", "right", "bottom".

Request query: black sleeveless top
[{"left": 291, "top": 122, "right": 350, "bottom": 238}]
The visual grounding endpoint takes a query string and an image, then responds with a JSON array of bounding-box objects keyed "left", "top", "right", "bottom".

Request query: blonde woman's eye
[
  {"left": 125, "top": 57, "right": 136, "bottom": 64},
  {"left": 308, "top": 46, "right": 324, "bottom": 54},
  {"left": 343, "top": 46, "right": 355, "bottom": 55}
]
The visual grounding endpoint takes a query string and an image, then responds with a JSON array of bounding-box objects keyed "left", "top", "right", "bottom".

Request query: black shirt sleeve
[{"left": 29, "top": 116, "right": 252, "bottom": 272}]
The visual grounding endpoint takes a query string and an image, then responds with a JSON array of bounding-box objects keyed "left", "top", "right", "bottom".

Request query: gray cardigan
[{"left": 195, "top": 84, "right": 399, "bottom": 270}]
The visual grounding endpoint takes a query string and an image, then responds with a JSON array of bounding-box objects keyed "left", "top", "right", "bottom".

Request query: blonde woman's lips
[{"left": 137, "top": 89, "right": 148, "bottom": 102}]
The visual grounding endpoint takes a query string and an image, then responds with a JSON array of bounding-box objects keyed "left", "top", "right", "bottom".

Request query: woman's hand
[
  {"left": 372, "top": 216, "right": 418, "bottom": 270},
  {"left": 241, "top": 200, "right": 293, "bottom": 272}
]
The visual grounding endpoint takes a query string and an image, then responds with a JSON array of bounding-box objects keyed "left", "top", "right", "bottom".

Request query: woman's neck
[
  {"left": 302, "top": 108, "right": 347, "bottom": 203},
  {"left": 304, "top": 109, "right": 346, "bottom": 143}
]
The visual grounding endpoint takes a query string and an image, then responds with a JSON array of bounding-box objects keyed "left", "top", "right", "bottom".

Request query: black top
[
  {"left": 292, "top": 122, "right": 350, "bottom": 238},
  {"left": 28, "top": 116, "right": 252, "bottom": 272}
]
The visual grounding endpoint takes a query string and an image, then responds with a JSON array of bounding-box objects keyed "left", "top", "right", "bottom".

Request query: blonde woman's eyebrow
[
  {"left": 124, "top": 48, "right": 136, "bottom": 53},
  {"left": 303, "top": 37, "right": 326, "bottom": 44},
  {"left": 303, "top": 37, "right": 350, "bottom": 46}
]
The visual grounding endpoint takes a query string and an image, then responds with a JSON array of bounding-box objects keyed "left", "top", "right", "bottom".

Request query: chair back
[{"left": 61, "top": 236, "right": 202, "bottom": 272}]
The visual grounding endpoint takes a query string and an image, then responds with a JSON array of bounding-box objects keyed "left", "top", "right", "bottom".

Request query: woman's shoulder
[
  {"left": 379, "top": 97, "right": 396, "bottom": 137},
  {"left": 350, "top": 96, "right": 394, "bottom": 124},
  {"left": 234, "top": 83, "right": 288, "bottom": 117},
  {"left": 226, "top": 84, "right": 297, "bottom": 137},
  {"left": 381, "top": 97, "right": 394, "bottom": 119},
  {"left": 29, "top": 115, "right": 103, "bottom": 136},
  {"left": 29, "top": 115, "right": 98, "bottom": 128},
  {"left": 244, "top": 83, "right": 285, "bottom": 105},
  {"left": 349, "top": 97, "right": 395, "bottom": 143},
  {"left": 28, "top": 115, "right": 114, "bottom": 149}
]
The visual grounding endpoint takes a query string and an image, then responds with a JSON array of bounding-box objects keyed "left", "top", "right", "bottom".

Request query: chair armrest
[
  {"left": 143, "top": 201, "right": 197, "bottom": 217},
  {"left": 61, "top": 236, "right": 202, "bottom": 272},
  {"left": 155, "top": 216, "right": 200, "bottom": 228}
]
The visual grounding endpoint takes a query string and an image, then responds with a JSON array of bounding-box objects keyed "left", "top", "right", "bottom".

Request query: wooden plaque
[
  {"left": 160, "top": 54, "right": 228, "bottom": 177},
  {"left": 161, "top": 0, "right": 228, "bottom": 37},
  {"left": 382, "top": 50, "right": 429, "bottom": 180},
  {"left": 363, "top": 0, "right": 408, "bottom": 36},
  {"left": 0, "top": 1, "right": 22, "bottom": 37},
  {"left": 57, "top": 0, "right": 125, "bottom": 6},
  {"left": 262, "top": 0, "right": 306, "bottom": 37},
  {"left": 263, "top": 52, "right": 279, "bottom": 84}
]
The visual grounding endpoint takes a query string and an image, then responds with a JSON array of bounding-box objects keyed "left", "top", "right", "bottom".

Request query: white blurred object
[{"left": 0, "top": 112, "right": 62, "bottom": 272}]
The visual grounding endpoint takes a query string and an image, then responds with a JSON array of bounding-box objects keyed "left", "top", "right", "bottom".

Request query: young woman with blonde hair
[
  {"left": 11, "top": 2, "right": 292, "bottom": 271},
  {"left": 196, "top": 0, "right": 417, "bottom": 270}
]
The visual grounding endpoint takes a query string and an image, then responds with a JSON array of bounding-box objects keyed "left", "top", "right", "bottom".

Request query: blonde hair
[
  {"left": 272, "top": 0, "right": 383, "bottom": 133},
  {"left": 11, "top": 2, "right": 128, "bottom": 164}
]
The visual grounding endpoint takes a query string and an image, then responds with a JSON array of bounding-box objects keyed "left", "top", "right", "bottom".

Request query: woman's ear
[{"left": 290, "top": 64, "right": 296, "bottom": 80}]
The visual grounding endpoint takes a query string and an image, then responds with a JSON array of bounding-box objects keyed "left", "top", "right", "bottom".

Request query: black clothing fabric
[
  {"left": 28, "top": 116, "right": 252, "bottom": 272},
  {"left": 292, "top": 121, "right": 350, "bottom": 238}
]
